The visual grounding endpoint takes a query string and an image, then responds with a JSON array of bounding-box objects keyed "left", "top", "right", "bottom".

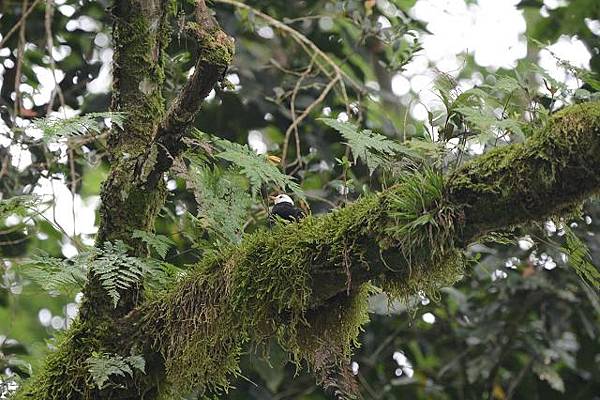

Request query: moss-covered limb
[
  {"left": 133, "top": 102, "right": 600, "bottom": 396},
  {"left": 449, "top": 101, "right": 600, "bottom": 244},
  {"left": 142, "top": 0, "right": 235, "bottom": 189}
]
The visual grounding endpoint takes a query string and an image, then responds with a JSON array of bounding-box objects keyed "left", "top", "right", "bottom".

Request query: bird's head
[{"left": 271, "top": 193, "right": 294, "bottom": 205}]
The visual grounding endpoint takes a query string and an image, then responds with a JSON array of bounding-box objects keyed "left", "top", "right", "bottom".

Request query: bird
[{"left": 270, "top": 194, "right": 305, "bottom": 223}]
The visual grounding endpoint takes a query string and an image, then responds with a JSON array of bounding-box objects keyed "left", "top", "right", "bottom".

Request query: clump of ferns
[{"left": 379, "top": 168, "right": 466, "bottom": 299}]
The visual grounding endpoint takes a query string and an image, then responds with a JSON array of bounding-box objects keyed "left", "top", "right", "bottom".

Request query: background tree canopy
[{"left": 0, "top": 0, "right": 599, "bottom": 399}]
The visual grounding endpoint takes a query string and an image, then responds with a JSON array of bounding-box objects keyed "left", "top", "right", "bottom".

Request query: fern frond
[
  {"left": 182, "top": 164, "right": 252, "bottom": 243},
  {"left": 132, "top": 230, "right": 175, "bottom": 259},
  {"left": 214, "top": 138, "right": 304, "bottom": 198},
  {"left": 0, "top": 195, "right": 39, "bottom": 219},
  {"left": 320, "top": 118, "right": 415, "bottom": 173},
  {"left": 86, "top": 352, "right": 145, "bottom": 389},
  {"left": 562, "top": 228, "right": 600, "bottom": 289},
  {"left": 90, "top": 241, "right": 149, "bottom": 307},
  {"left": 143, "top": 259, "right": 186, "bottom": 291},
  {"left": 20, "top": 253, "right": 88, "bottom": 296},
  {"left": 32, "top": 112, "right": 125, "bottom": 141}
]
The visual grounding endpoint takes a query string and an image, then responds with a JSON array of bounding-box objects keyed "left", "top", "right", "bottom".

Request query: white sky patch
[
  {"left": 257, "top": 26, "right": 274, "bottom": 39},
  {"left": 32, "top": 176, "right": 100, "bottom": 237},
  {"left": 393, "top": 350, "right": 415, "bottom": 378},
  {"left": 377, "top": 16, "right": 392, "bottom": 29},
  {"left": 422, "top": 312, "right": 436, "bottom": 324},
  {"left": 543, "top": 0, "right": 568, "bottom": 10},
  {"left": 61, "top": 241, "right": 79, "bottom": 258},
  {"left": 538, "top": 35, "right": 592, "bottom": 91},
  {"left": 58, "top": 4, "right": 76, "bottom": 17},
  {"left": 491, "top": 269, "right": 508, "bottom": 281},
  {"left": 87, "top": 49, "right": 113, "bottom": 94},
  {"left": 518, "top": 235, "right": 534, "bottom": 250},
  {"left": 248, "top": 130, "right": 267, "bottom": 154},
  {"left": 351, "top": 361, "right": 359, "bottom": 375},
  {"left": 38, "top": 308, "right": 52, "bottom": 326},
  {"left": 411, "top": 0, "right": 527, "bottom": 69},
  {"left": 31, "top": 65, "right": 66, "bottom": 106},
  {"left": 9, "top": 144, "right": 32, "bottom": 171},
  {"left": 585, "top": 19, "right": 600, "bottom": 36},
  {"left": 391, "top": 74, "right": 411, "bottom": 96},
  {"left": 410, "top": 103, "right": 428, "bottom": 121},
  {"left": 337, "top": 112, "right": 349, "bottom": 122}
]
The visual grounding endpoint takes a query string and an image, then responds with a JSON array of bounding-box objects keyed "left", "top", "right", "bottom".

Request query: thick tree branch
[
  {"left": 132, "top": 102, "right": 600, "bottom": 395},
  {"left": 140, "top": 0, "right": 234, "bottom": 188}
]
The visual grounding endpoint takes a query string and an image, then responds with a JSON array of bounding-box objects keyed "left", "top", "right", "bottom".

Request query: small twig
[
  {"left": 0, "top": 0, "right": 43, "bottom": 49},
  {"left": 214, "top": 0, "right": 363, "bottom": 94},
  {"left": 13, "top": 0, "right": 29, "bottom": 117},
  {"left": 281, "top": 58, "right": 315, "bottom": 169},
  {"left": 282, "top": 75, "right": 339, "bottom": 168},
  {"left": 505, "top": 358, "right": 533, "bottom": 400},
  {"left": 44, "top": 0, "right": 66, "bottom": 116}
]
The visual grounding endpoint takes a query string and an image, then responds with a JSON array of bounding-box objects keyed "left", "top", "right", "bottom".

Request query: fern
[
  {"left": 562, "top": 228, "right": 600, "bottom": 289},
  {"left": 320, "top": 118, "right": 415, "bottom": 173},
  {"left": 32, "top": 112, "right": 125, "bottom": 141},
  {"left": 90, "top": 241, "right": 149, "bottom": 307},
  {"left": 183, "top": 164, "right": 252, "bottom": 244},
  {"left": 20, "top": 241, "right": 177, "bottom": 300},
  {"left": 21, "top": 253, "right": 88, "bottom": 296},
  {"left": 86, "top": 352, "right": 145, "bottom": 389},
  {"left": 143, "top": 259, "right": 186, "bottom": 291},
  {"left": 0, "top": 195, "right": 39, "bottom": 219},
  {"left": 132, "top": 230, "right": 175, "bottom": 259},
  {"left": 214, "top": 138, "right": 304, "bottom": 198}
]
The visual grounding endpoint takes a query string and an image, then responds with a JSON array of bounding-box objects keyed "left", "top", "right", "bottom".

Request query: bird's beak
[
  {"left": 269, "top": 195, "right": 277, "bottom": 201},
  {"left": 267, "top": 155, "right": 281, "bottom": 165}
]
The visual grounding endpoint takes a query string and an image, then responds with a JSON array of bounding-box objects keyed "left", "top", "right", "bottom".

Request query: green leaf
[
  {"left": 561, "top": 227, "right": 600, "bottom": 289},
  {"left": 20, "top": 252, "right": 88, "bottom": 296},
  {"left": 214, "top": 138, "right": 304, "bottom": 199},
  {"left": 533, "top": 363, "right": 565, "bottom": 393},
  {"left": 0, "top": 195, "right": 39, "bottom": 219},
  {"left": 182, "top": 164, "right": 252, "bottom": 244},
  {"left": 90, "top": 241, "right": 150, "bottom": 307},
  {"left": 31, "top": 112, "right": 126, "bottom": 141},
  {"left": 86, "top": 353, "right": 145, "bottom": 390},
  {"left": 132, "top": 230, "right": 175, "bottom": 259},
  {"left": 320, "top": 118, "right": 417, "bottom": 173}
]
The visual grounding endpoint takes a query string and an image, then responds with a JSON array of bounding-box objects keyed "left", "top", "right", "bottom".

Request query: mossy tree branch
[
  {"left": 14, "top": 97, "right": 600, "bottom": 398},
  {"left": 130, "top": 102, "right": 600, "bottom": 395},
  {"left": 140, "top": 0, "right": 234, "bottom": 189}
]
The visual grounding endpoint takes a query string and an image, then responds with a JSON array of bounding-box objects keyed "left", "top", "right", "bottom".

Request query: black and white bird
[{"left": 270, "top": 194, "right": 305, "bottom": 223}]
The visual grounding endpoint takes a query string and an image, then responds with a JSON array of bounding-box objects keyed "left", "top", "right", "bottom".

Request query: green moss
[
  {"left": 448, "top": 101, "right": 600, "bottom": 242},
  {"left": 14, "top": 321, "right": 104, "bottom": 400},
  {"left": 21, "top": 101, "right": 600, "bottom": 399},
  {"left": 140, "top": 167, "right": 466, "bottom": 397}
]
